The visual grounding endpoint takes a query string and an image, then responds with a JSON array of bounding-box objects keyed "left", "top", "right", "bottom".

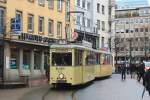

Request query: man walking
[
  {"left": 138, "top": 61, "right": 145, "bottom": 83},
  {"left": 121, "top": 63, "right": 126, "bottom": 80},
  {"left": 143, "top": 68, "right": 150, "bottom": 96}
]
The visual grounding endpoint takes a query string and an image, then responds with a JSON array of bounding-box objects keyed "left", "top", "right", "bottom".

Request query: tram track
[{"left": 42, "top": 87, "right": 78, "bottom": 100}]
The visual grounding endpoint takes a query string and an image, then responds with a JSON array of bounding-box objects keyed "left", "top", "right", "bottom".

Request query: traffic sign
[{"left": 11, "top": 18, "right": 21, "bottom": 32}]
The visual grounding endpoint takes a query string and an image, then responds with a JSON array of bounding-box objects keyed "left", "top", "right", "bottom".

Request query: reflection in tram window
[
  {"left": 75, "top": 50, "right": 83, "bottom": 66},
  {"left": 52, "top": 53, "right": 72, "bottom": 66}
]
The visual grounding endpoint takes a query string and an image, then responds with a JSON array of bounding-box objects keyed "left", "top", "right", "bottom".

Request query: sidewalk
[{"left": 0, "top": 85, "right": 50, "bottom": 100}]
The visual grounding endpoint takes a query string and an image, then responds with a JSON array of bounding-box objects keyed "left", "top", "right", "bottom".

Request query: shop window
[
  {"left": 23, "top": 50, "right": 30, "bottom": 70},
  {"left": 10, "top": 49, "right": 19, "bottom": 69},
  {"left": 34, "top": 51, "right": 41, "bottom": 69}
]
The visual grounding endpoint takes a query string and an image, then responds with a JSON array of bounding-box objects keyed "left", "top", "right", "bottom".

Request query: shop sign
[{"left": 18, "top": 33, "right": 54, "bottom": 44}]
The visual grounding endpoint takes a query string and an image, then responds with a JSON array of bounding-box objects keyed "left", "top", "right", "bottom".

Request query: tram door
[{"left": 0, "top": 47, "right": 3, "bottom": 82}]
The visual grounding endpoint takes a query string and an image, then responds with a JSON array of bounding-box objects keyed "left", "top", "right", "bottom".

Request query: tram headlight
[{"left": 59, "top": 73, "right": 64, "bottom": 79}]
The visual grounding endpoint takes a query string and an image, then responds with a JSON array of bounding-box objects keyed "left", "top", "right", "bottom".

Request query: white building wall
[
  {"left": 74, "top": 0, "right": 94, "bottom": 33},
  {"left": 93, "top": 0, "right": 110, "bottom": 48}
]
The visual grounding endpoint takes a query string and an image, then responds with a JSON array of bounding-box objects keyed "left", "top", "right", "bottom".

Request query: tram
[{"left": 49, "top": 44, "right": 113, "bottom": 86}]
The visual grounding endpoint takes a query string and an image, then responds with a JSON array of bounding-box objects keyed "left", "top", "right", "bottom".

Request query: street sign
[
  {"left": 71, "top": 32, "right": 78, "bottom": 41},
  {"left": 11, "top": 18, "right": 21, "bottom": 32}
]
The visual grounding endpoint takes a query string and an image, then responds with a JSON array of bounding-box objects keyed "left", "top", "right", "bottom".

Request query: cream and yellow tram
[{"left": 49, "top": 44, "right": 113, "bottom": 86}]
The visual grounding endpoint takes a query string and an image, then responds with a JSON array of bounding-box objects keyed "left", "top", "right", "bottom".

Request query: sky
[
  {"left": 117, "top": 0, "right": 150, "bottom": 5},
  {"left": 116, "top": 0, "right": 149, "bottom": 9}
]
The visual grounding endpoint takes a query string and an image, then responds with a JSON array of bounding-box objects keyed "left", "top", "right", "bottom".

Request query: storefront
[{"left": 2, "top": 33, "right": 53, "bottom": 86}]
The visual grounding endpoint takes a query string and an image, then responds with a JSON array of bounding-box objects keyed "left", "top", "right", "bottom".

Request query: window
[
  {"left": 102, "top": 5, "right": 105, "bottom": 14},
  {"left": 87, "top": 2, "right": 90, "bottom": 10},
  {"left": 57, "top": 22, "right": 62, "bottom": 36},
  {"left": 28, "top": 14, "right": 34, "bottom": 32},
  {"left": 38, "top": 17, "right": 44, "bottom": 33},
  {"left": 16, "top": 10, "right": 22, "bottom": 31},
  {"left": 135, "top": 28, "right": 138, "bottom": 32},
  {"left": 48, "top": 0, "right": 54, "bottom": 9},
  {"left": 75, "top": 50, "right": 83, "bottom": 66},
  {"left": 57, "top": 0, "right": 62, "bottom": 12},
  {"left": 28, "top": 0, "right": 34, "bottom": 3},
  {"left": 38, "top": 0, "right": 45, "bottom": 6},
  {"left": 77, "top": 0, "right": 80, "bottom": 6},
  {"left": 101, "top": 37, "right": 104, "bottom": 48},
  {"left": 82, "top": 17, "right": 85, "bottom": 26},
  {"left": 102, "top": 21, "right": 105, "bottom": 31},
  {"left": 140, "top": 28, "right": 143, "bottom": 32},
  {"left": 48, "top": 19, "right": 53, "bottom": 35},
  {"left": 145, "top": 28, "right": 148, "bottom": 32},
  {"left": 76, "top": 16, "right": 80, "bottom": 25},
  {"left": 0, "top": 8, "right": 4, "bottom": 34},
  {"left": 52, "top": 53, "right": 72, "bottom": 66},
  {"left": 87, "top": 19, "right": 90, "bottom": 28},
  {"left": 97, "top": 20, "right": 100, "bottom": 30},
  {"left": 82, "top": 0, "right": 85, "bottom": 8},
  {"left": 66, "top": 24, "right": 70, "bottom": 39},
  {"left": 97, "top": 3, "right": 100, "bottom": 13}
]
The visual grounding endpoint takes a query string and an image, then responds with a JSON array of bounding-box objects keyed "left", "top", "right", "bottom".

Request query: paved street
[
  {"left": 75, "top": 74, "right": 150, "bottom": 100},
  {"left": 19, "top": 74, "right": 150, "bottom": 100}
]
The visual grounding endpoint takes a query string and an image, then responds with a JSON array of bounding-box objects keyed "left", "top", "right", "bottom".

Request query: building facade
[
  {"left": 74, "top": 0, "right": 114, "bottom": 49},
  {"left": 0, "top": 0, "right": 74, "bottom": 86},
  {"left": 115, "top": 7, "right": 150, "bottom": 65}
]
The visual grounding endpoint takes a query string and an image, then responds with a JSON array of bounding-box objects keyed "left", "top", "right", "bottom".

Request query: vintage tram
[{"left": 49, "top": 44, "right": 113, "bottom": 86}]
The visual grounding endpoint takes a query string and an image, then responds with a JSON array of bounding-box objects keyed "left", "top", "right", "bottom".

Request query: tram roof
[{"left": 50, "top": 44, "right": 111, "bottom": 54}]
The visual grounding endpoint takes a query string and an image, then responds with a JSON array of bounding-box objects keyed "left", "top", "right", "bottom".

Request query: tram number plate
[{"left": 57, "top": 80, "right": 67, "bottom": 83}]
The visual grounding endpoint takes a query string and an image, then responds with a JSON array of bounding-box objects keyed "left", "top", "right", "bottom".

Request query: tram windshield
[{"left": 52, "top": 53, "right": 72, "bottom": 66}]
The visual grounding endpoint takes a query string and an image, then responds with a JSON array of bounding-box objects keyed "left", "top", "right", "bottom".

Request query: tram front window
[{"left": 52, "top": 53, "right": 72, "bottom": 66}]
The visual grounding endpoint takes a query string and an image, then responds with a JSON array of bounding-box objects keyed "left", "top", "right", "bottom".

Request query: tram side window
[
  {"left": 52, "top": 53, "right": 72, "bottom": 66},
  {"left": 86, "top": 52, "right": 96, "bottom": 65},
  {"left": 96, "top": 54, "right": 100, "bottom": 64},
  {"left": 75, "top": 50, "right": 83, "bottom": 66},
  {"left": 101, "top": 54, "right": 111, "bottom": 65}
]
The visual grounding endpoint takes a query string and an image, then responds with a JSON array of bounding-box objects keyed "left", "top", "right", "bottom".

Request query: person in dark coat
[
  {"left": 143, "top": 68, "right": 150, "bottom": 96},
  {"left": 138, "top": 61, "right": 145, "bottom": 82},
  {"left": 121, "top": 63, "right": 126, "bottom": 80}
]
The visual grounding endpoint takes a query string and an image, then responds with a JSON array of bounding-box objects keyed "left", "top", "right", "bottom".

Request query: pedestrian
[
  {"left": 138, "top": 61, "right": 145, "bottom": 83},
  {"left": 121, "top": 63, "right": 126, "bottom": 80},
  {"left": 143, "top": 68, "right": 150, "bottom": 96}
]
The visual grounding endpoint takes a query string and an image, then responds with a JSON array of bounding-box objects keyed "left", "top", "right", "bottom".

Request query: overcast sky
[{"left": 116, "top": 0, "right": 150, "bottom": 5}]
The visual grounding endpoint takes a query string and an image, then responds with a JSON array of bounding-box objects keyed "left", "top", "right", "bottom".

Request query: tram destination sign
[{"left": 18, "top": 33, "right": 54, "bottom": 45}]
